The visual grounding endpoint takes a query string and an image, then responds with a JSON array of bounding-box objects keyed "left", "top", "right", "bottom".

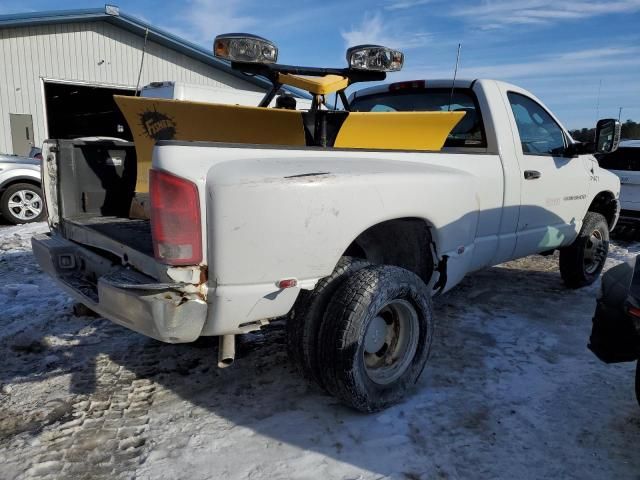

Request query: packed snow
[{"left": 0, "top": 222, "right": 639, "bottom": 480}]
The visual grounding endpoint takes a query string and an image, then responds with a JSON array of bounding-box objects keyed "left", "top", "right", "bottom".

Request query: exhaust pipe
[{"left": 218, "top": 334, "right": 235, "bottom": 368}]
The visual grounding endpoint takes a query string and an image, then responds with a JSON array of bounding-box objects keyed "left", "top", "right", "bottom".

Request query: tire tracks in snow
[{"left": 8, "top": 350, "right": 158, "bottom": 480}]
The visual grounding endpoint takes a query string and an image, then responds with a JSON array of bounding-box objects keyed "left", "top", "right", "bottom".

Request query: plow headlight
[
  {"left": 213, "top": 33, "right": 278, "bottom": 64},
  {"left": 347, "top": 45, "right": 404, "bottom": 72}
]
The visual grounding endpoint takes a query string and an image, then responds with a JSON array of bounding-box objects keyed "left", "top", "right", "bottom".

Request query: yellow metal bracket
[{"left": 276, "top": 74, "right": 349, "bottom": 95}]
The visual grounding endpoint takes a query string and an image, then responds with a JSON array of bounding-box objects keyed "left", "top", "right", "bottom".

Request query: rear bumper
[{"left": 32, "top": 233, "right": 207, "bottom": 343}]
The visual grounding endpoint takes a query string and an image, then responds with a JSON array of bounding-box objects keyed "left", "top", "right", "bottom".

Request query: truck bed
[
  {"left": 67, "top": 217, "right": 153, "bottom": 257},
  {"left": 43, "top": 138, "right": 168, "bottom": 280}
]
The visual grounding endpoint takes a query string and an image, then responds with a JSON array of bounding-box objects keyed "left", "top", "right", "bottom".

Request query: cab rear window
[
  {"left": 597, "top": 147, "right": 640, "bottom": 171},
  {"left": 350, "top": 88, "right": 486, "bottom": 148}
]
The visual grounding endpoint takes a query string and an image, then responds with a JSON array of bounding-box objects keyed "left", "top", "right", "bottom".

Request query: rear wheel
[
  {"left": 0, "top": 183, "right": 45, "bottom": 224},
  {"left": 286, "top": 256, "right": 369, "bottom": 388},
  {"left": 559, "top": 212, "right": 609, "bottom": 288},
  {"left": 318, "top": 265, "right": 433, "bottom": 412}
]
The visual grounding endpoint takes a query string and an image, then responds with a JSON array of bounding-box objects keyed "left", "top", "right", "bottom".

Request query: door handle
[{"left": 524, "top": 170, "right": 541, "bottom": 180}]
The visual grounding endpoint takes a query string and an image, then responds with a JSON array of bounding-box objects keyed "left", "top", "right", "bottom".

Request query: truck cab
[{"left": 350, "top": 78, "right": 620, "bottom": 266}]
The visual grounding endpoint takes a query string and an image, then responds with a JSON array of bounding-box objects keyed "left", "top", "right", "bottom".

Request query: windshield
[{"left": 350, "top": 88, "right": 486, "bottom": 148}]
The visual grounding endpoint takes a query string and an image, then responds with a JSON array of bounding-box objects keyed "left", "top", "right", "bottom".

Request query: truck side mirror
[{"left": 595, "top": 118, "right": 621, "bottom": 154}]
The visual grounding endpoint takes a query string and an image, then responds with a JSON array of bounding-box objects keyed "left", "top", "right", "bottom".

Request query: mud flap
[{"left": 588, "top": 258, "right": 640, "bottom": 363}]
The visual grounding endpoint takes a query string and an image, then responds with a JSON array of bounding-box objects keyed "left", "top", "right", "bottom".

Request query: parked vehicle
[
  {"left": 32, "top": 35, "right": 622, "bottom": 411},
  {"left": 589, "top": 257, "right": 640, "bottom": 407},
  {"left": 0, "top": 152, "right": 44, "bottom": 224},
  {"left": 28, "top": 146, "right": 43, "bottom": 161},
  {"left": 141, "top": 81, "right": 312, "bottom": 109},
  {"left": 597, "top": 140, "right": 640, "bottom": 229}
]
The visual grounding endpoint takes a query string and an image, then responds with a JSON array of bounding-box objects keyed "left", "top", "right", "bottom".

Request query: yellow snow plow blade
[
  {"left": 334, "top": 111, "right": 465, "bottom": 151},
  {"left": 114, "top": 96, "right": 306, "bottom": 192},
  {"left": 115, "top": 96, "right": 465, "bottom": 192}
]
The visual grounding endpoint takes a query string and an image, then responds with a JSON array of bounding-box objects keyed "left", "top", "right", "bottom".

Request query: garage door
[{"left": 44, "top": 82, "right": 135, "bottom": 140}]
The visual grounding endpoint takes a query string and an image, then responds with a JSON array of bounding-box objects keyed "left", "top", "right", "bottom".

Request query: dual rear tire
[
  {"left": 289, "top": 213, "right": 610, "bottom": 411},
  {"left": 287, "top": 260, "right": 434, "bottom": 412},
  {"left": 286, "top": 257, "right": 370, "bottom": 389}
]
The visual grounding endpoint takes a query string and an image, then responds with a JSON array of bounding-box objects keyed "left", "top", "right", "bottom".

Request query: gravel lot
[{"left": 0, "top": 222, "right": 639, "bottom": 480}]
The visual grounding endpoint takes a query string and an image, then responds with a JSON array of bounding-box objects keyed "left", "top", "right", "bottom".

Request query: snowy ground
[{"left": 0, "top": 222, "right": 639, "bottom": 480}]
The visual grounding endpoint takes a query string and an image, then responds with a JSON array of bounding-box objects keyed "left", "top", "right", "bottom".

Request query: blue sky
[{"left": 2, "top": 0, "right": 639, "bottom": 129}]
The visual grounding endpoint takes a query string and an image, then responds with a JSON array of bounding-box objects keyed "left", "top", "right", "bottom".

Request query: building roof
[{"left": 0, "top": 5, "right": 308, "bottom": 98}]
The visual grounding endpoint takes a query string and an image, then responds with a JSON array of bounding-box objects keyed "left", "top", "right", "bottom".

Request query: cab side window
[
  {"left": 350, "top": 88, "right": 486, "bottom": 148},
  {"left": 508, "top": 92, "right": 566, "bottom": 156}
]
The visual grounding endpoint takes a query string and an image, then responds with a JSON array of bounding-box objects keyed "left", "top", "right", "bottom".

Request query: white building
[{"left": 0, "top": 5, "right": 278, "bottom": 155}]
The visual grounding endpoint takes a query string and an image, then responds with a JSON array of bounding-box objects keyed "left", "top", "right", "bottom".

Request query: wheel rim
[
  {"left": 584, "top": 229, "right": 606, "bottom": 275},
  {"left": 362, "top": 299, "right": 420, "bottom": 385},
  {"left": 7, "top": 189, "right": 43, "bottom": 221}
]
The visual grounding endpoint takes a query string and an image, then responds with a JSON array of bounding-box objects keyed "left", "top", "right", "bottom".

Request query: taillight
[
  {"left": 149, "top": 169, "right": 202, "bottom": 265},
  {"left": 628, "top": 306, "right": 640, "bottom": 318}
]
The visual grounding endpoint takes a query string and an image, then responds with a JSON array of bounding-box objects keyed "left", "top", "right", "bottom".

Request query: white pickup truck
[{"left": 32, "top": 37, "right": 622, "bottom": 411}]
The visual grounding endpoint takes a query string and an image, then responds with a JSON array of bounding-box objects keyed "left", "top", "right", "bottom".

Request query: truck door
[{"left": 506, "top": 92, "right": 590, "bottom": 258}]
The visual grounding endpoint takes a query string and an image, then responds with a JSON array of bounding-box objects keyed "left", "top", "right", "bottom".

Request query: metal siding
[
  {"left": 10, "top": 31, "right": 25, "bottom": 112},
  {"left": 22, "top": 27, "right": 39, "bottom": 143},
  {"left": 0, "top": 29, "right": 8, "bottom": 149},
  {"left": 0, "top": 21, "right": 264, "bottom": 153}
]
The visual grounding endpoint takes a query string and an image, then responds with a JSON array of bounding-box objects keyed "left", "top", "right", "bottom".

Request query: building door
[{"left": 10, "top": 113, "right": 34, "bottom": 155}]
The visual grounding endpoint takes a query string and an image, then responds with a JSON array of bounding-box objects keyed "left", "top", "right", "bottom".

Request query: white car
[
  {"left": 598, "top": 140, "right": 640, "bottom": 228},
  {"left": 0, "top": 152, "right": 44, "bottom": 224}
]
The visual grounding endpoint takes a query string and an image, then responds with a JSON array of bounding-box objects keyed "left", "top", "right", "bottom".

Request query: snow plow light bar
[
  {"left": 212, "top": 32, "right": 404, "bottom": 109},
  {"left": 214, "top": 33, "right": 403, "bottom": 74}
]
